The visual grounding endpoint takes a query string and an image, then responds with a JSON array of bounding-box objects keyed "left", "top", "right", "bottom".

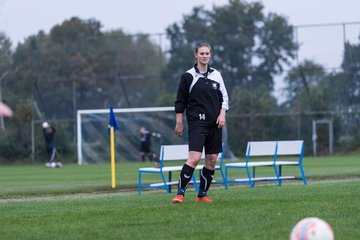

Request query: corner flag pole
[
  {"left": 110, "top": 126, "right": 116, "bottom": 189},
  {"left": 108, "top": 107, "right": 119, "bottom": 189}
]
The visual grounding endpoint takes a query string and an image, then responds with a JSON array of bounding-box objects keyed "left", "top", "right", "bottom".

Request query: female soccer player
[{"left": 172, "top": 42, "right": 229, "bottom": 203}]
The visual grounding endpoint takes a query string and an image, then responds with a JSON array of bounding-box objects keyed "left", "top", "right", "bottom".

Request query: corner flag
[
  {"left": 108, "top": 107, "right": 118, "bottom": 189},
  {"left": 108, "top": 107, "right": 119, "bottom": 133}
]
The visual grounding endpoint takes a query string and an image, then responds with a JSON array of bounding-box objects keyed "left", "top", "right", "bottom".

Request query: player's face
[{"left": 195, "top": 46, "right": 211, "bottom": 66}]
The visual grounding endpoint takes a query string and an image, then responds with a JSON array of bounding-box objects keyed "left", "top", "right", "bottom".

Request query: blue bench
[
  {"left": 225, "top": 140, "right": 307, "bottom": 188},
  {"left": 138, "top": 144, "right": 226, "bottom": 194}
]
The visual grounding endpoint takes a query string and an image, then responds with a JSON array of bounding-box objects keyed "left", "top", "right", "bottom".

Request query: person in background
[
  {"left": 42, "top": 122, "right": 62, "bottom": 168},
  {"left": 139, "top": 127, "right": 160, "bottom": 167},
  {"left": 172, "top": 42, "right": 229, "bottom": 203}
]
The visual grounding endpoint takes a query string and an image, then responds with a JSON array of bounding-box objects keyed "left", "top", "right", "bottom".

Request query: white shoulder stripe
[{"left": 186, "top": 68, "right": 199, "bottom": 93}]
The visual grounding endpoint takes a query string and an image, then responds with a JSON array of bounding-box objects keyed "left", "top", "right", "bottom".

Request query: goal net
[{"left": 77, "top": 107, "right": 188, "bottom": 164}]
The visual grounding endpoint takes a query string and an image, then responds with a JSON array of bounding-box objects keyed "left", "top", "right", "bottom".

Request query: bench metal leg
[
  {"left": 251, "top": 167, "right": 256, "bottom": 187},
  {"left": 273, "top": 165, "right": 282, "bottom": 186},
  {"left": 246, "top": 167, "right": 254, "bottom": 188},
  {"left": 218, "top": 167, "right": 227, "bottom": 189},
  {"left": 138, "top": 171, "right": 142, "bottom": 194},
  {"left": 159, "top": 172, "right": 169, "bottom": 193},
  {"left": 224, "top": 167, "right": 229, "bottom": 189},
  {"left": 168, "top": 171, "right": 172, "bottom": 193},
  {"left": 192, "top": 173, "right": 199, "bottom": 192},
  {"left": 299, "top": 164, "right": 307, "bottom": 185}
]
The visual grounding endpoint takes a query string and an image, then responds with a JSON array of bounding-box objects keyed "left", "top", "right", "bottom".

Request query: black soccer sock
[
  {"left": 177, "top": 164, "right": 195, "bottom": 196},
  {"left": 198, "top": 167, "right": 215, "bottom": 198}
]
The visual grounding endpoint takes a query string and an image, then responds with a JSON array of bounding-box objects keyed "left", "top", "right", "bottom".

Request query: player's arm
[
  {"left": 216, "top": 72, "right": 228, "bottom": 128},
  {"left": 174, "top": 72, "right": 192, "bottom": 137},
  {"left": 218, "top": 72, "right": 229, "bottom": 112},
  {"left": 175, "top": 72, "right": 192, "bottom": 113}
]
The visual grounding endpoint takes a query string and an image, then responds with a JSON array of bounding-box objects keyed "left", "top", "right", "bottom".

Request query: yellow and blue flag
[
  {"left": 108, "top": 106, "right": 118, "bottom": 189},
  {"left": 108, "top": 107, "right": 119, "bottom": 133}
]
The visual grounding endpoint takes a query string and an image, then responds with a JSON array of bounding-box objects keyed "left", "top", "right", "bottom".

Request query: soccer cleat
[
  {"left": 172, "top": 194, "right": 184, "bottom": 203},
  {"left": 196, "top": 196, "right": 213, "bottom": 203},
  {"left": 55, "top": 162, "right": 63, "bottom": 168}
]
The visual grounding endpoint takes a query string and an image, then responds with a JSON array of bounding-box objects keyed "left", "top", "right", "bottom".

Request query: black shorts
[
  {"left": 188, "top": 125, "right": 222, "bottom": 154},
  {"left": 140, "top": 143, "right": 151, "bottom": 153}
]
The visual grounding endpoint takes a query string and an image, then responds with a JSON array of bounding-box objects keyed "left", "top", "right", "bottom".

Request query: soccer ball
[
  {"left": 290, "top": 217, "right": 334, "bottom": 240},
  {"left": 42, "top": 122, "right": 49, "bottom": 128}
]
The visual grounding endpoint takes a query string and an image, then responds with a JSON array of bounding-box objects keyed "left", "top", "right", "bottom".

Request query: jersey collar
[{"left": 194, "top": 63, "right": 214, "bottom": 75}]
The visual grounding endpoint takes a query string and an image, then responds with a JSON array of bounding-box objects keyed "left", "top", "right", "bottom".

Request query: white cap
[{"left": 42, "top": 122, "right": 49, "bottom": 128}]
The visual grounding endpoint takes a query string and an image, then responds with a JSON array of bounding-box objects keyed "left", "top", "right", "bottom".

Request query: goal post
[
  {"left": 77, "top": 106, "right": 234, "bottom": 165},
  {"left": 76, "top": 106, "right": 188, "bottom": 165}
]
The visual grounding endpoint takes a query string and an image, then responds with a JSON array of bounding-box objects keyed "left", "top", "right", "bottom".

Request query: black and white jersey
[{"left": 175, "top": 64, "right": 229, "bottom": 127}]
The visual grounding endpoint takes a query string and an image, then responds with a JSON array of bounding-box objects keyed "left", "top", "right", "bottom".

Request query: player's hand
[
  {"left": 175, "top": 122, "right": 183, "bottom": 137},
  {"left": 216, "top": 109, "right": 226, "bottom": 128}
]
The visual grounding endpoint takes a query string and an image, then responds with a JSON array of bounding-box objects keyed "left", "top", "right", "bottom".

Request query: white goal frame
[{"left": 76, "top": 106, "right": 174, "bottom": 165}]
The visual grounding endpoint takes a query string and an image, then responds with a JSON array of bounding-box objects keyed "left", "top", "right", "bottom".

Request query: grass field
[{"left": 0, "top": 155, "right": 359, "bottom": 239}]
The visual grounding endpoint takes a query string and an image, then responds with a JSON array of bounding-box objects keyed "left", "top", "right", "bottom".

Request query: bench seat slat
[
  {"left": 232, "top": 176, "right": 296, "bottom": 182},
  {"left": 225, "top": 161, "right": 274, "bottom": 167},
  {"left": 149, "top": 179, "right": 219, "bottom": 187},
  {"left": 275, "top": 161, "right": 299, "bottom": 165},
  {"left": 274, "top": 161, "right": 299, "bottom": 166},
  {"left": 139, "top": 164, "right": 222, "bottom": 173}
]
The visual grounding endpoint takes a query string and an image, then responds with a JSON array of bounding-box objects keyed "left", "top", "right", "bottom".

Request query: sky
[
  {"left": 1, "top": 0, "right": 359, "bottom": 68},
  {"left": 1, "top": 0, "right": 360, "bottom": 96}
]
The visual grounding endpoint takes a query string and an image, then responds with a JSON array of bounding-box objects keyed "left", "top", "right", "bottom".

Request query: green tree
[
  {"left": 336, "top": 42, "right": 360, "bottom": 149},
  {"left": 283, "top": 57, "right": 360, "bottom": 153},
  {"left": 165, "top": 0, "right": 296, "bottom": 90},
  {"left": 0, "top": 33, "right": 13, "bottom": 107},
  {"left": 4, "top": 17, "right": 165, "bottom": 163},
  {"left": 6, "top": 17, "right": 166, "bottom": 162},
  {"left": 341, "top": 42, "right": 360, "bottom": 110},
  {"left": 0, "top": 32, "right": 12, "bottom": 74},
  {"left": 12, "top": 17, "right": 165, "bottom": 117},
  {"left": 283, "top": 60, "right": 329, "bottom": 113},
  {"left": 96, "top": 31, "right": 165, "bottom": 108}
]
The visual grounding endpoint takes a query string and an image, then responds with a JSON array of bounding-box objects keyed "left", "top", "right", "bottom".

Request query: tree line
[{"left": 0, "top": 0, "right": 359, "bottom": 162}]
